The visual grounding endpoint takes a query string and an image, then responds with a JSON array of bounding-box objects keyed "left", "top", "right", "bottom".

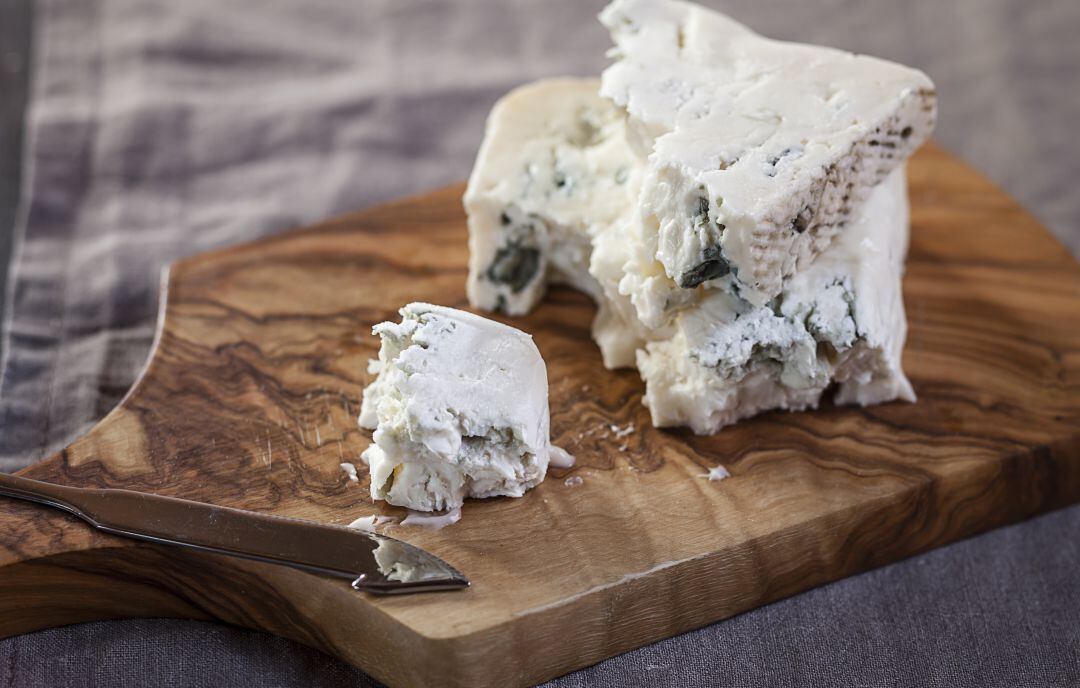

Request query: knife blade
[{"left": 0, "top": 472, "right": 469, "bottom": 594}]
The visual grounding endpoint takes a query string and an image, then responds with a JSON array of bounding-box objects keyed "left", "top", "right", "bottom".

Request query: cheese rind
[
  {"left": 600, "top": 0, "right": 936, "bottom": 319},
  {"left": 358, "top": 303, "right": 552, "bottom": 511},
  {"left": 636, "top": 168, "right": 914, "bottom": 434}
]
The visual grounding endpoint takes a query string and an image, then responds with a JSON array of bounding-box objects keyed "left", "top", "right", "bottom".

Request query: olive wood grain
[{"left": 0, "top": 143, "right": 1077, "bottom": 687}]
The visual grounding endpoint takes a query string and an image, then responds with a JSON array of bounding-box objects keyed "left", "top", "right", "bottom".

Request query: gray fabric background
[{"left": 1, "top": 0, "right": 1078, "bottom": 685}]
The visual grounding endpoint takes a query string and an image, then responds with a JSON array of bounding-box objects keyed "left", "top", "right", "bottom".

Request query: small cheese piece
[
  {"left": 359, "top": 303, "right": 553, "bottom": 512},
  {"left": 703, "top": 466, "right": 731, "bottom": 482},
  {"left": 347, "top": 515, "right": 399, "bottom": 532},
  {"left": 464, "top": 78, "right": 642, "bottom": 316},
  {"left": 636, "top": 168, "right": 914, "bottom": 434},
  {"left": 548, "top": 446, "right": 576, "bottom": 468},
  {"left": 600, "top": 0, "right": 937, "bottom": 321}
]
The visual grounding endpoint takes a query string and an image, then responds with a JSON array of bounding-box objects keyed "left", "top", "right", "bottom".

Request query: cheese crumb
[
  {"left": 358, "top": 303, "right": 557, "bottom": 513},
  {"left": 697, "top": 465, "right": 731, "bottom": 482},
  {"left": 549, "top": 446, "right": 576, "bottom": 468},
  {"left": 340, "top": 462, "right": 359, "bottom": 483}
]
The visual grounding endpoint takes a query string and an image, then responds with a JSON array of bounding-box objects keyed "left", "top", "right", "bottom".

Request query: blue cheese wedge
[
  {"left": 464, "top": 79, "right": 916, "bottom": 434},
  {"left": 464, "top": 78, "right": 641, "bottom": 317},
  {"left": 464, "top": 78, "right": 656, "bottom": 369},
  {"left": 600, "top": 0, "right": 937, "bottom": 323},
  {"left": 358, "top": 303, "right": 554, "bottom": 512},
  {"left": 636, "top": 169, "right": 914, "bottom": 434},
  {"left": 463, "top": 0, "right": 930, "bottom": 435}
]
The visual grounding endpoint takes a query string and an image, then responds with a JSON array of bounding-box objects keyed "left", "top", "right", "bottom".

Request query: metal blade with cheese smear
[
  {"left": 636, "top": 168, "right": 915, "bottom": 434},
  {"left": 600, "top": 0, "right": 936, "bottom": 324},
  {"left": 0, "top": 472, "right": 468, "bottom": 594},
  {"left": 359, "top": 303, "right": 559, "bottom": 512}
]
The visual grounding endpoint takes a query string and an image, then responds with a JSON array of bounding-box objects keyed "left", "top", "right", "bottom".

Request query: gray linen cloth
[{"left": 2, "top": 0, "right": 1078, "bottom": 685}]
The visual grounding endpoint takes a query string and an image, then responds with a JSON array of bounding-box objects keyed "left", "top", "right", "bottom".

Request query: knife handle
[
  {"left": 0, "top": 472, "right": 90, "bottom": 520},
  {"left": 0, "top": 471, "right": 377, "bottom": 577}
]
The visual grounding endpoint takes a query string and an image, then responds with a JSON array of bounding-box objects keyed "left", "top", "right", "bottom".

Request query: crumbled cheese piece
[{"left": 359, "top": 303, "right": 555, "bottom": 511}]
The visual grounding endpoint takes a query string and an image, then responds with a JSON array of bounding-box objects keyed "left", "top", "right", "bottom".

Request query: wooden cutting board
[{"left": 0, "top": 143, "right": 1077, "bottom": 687}]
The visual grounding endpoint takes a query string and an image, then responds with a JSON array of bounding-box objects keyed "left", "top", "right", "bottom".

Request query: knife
[{"left": 0, "top": 472, "right": 469, "bottom": 594}]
